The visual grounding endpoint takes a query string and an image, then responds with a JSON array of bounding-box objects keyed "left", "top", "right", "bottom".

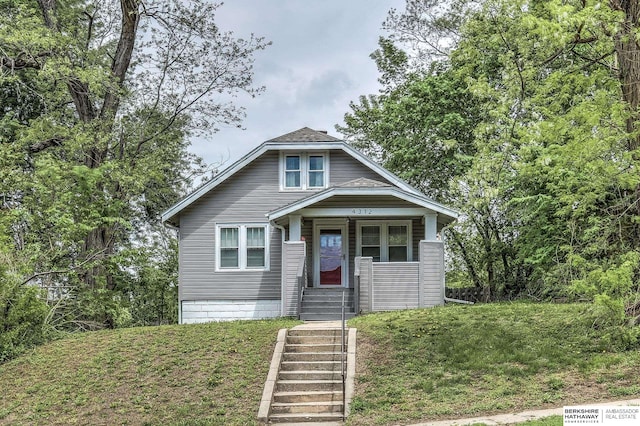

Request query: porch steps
[
  {"left": 267, "top": 327, "right": 349, "bottom": 424},
  {"left": 300, "top": 288, "right": 355, "bottom": 321}
]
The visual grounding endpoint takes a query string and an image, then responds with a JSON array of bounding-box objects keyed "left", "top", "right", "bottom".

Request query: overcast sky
[{"left": 191, "top": 0, "right": 405, "bottom": 170}]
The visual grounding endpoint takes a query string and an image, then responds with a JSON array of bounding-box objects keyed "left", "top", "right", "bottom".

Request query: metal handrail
[
  {"left": 296, "top": 257, "right": 305, "bottom": 319},
  {"left": 341, "top": 290, "right": 346, "bottom": 420}
]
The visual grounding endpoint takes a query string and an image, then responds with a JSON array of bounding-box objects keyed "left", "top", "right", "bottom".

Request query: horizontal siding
[
  {"left": 372, "top": 263, "right": 420, "bottom": 311},
  {"left": 282, "top": 242, "right": 305, "bottom": 316},
  {"left": 180, "top": 225, "right": 282, "bottom": 300},
  {"left": 357, "top": 257, "right": 373, "bottom": 312},
  {"left": 420, "top": 241, "right": 445, "bottom": 307},
  {"left": 329, "top": 150, "right": 392, "bottom": 185},
  {"left": 179, "top": 148, "right": 399, "bottom": 301}
]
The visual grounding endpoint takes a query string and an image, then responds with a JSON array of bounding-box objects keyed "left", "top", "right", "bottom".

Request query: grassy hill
[
  {"left": 1, "top": 302, "right": 639, "bottom": 426},
  {"left": 0, "top": 318, "right": 300, "bottom": 425},
  {"left": 348, "top": 302, "right": 640, "bottom": 425}
]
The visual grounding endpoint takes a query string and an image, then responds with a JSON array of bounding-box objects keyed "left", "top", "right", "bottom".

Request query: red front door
[{"left": 319, "top": 229, "right": 343, "bottom": 285}]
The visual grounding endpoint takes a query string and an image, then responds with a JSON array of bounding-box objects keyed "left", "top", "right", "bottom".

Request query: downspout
[
  {"left": 164, "top": 222, "right": 182, "bottom": 323},
  {"left": 444, "top": 297, "right": 474, "bottom": 305},
  {"left": 272, "top": 221, "right": 286, "bottom": 316}
]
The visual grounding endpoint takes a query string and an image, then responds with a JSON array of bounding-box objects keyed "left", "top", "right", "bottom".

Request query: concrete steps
[
  {"left": 268, "top": 412, "right": 345, "bottom": 423},
  {"left": 267, "top": 327, "right": 348, "bottom": 423},
  {"left": 299, "top": 288, "right": 355, "bottom": 321}
]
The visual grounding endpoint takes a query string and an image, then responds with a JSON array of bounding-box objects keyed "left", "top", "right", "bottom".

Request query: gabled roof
[
  {"left": 335, "top": 177, "right": 392, "bottom": 188},
  {"left": 267, "top": 127, "right": 341, "bottom": 142},
  {"left": 267, "top": 182, "right": 459, "bottom": 223},
  {"left": 161, "top": 128, "right": 446, "bottom": 226}
]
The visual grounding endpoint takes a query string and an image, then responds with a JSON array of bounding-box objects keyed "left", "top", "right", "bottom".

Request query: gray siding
[
  {"left": 355, "top": 257, "right": 373, "bottom": 313},
  {"left": 282, "top": 241, "right": 306, "bottom": 316},
  {"left": 329, "top": 150, "right": 392, "bottom": 185},
  {"left": 420, "top": 241, "right": 445, "bottom": 307},
  {"left": 354, "top": 241, "right": 445, "bottom": 312},
  {"left": 372, "top": 263, "right": 420, "bottom": 311},
  {"left": 179, "top": 148, "right": 395, "bottom": 301}
]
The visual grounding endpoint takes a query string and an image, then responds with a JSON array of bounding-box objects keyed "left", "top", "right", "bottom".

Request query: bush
[{"left": 0, "top": 267, "right": 52, "bottom": 363}]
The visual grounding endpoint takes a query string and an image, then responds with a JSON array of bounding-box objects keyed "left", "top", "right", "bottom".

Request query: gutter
[{"left": 444, "top": 297, "right": 474, "bottom": 305}]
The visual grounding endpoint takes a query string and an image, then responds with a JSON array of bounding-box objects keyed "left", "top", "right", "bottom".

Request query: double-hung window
[
  {"left": 281, "top": 153, "right": 327, "bottom": 190},
  {"left": 356, "top": 221, "right": 411, "bottom": 262},
  {"left": 216, "top": 224, "right": 269, "bottom": 271}
]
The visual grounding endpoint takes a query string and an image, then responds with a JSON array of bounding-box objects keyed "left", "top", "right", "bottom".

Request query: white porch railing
[{"left": 354, "top": 240, "right": 445, "bottom": 313}]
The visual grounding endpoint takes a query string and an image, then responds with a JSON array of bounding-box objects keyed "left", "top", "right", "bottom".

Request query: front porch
[
  {"left": 281, "top": 239, "right": 445, "bottom": 319},
  {"left": 270, "top": 178, "right": 455, "bottom": 319}
]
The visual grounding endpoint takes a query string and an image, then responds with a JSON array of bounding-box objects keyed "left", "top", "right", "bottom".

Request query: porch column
[
  {"left": 289, "top": 215, "right": 302, "bottom": 241},
  {"left": 424, "top": 212, "right": 438, "bottom": 241}
]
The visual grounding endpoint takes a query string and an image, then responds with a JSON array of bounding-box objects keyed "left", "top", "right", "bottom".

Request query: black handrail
[{"left": 341, "top": 289, "right": 346, "bottom": 420}]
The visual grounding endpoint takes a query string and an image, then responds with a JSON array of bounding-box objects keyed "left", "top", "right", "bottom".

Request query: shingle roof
[{"left": 266, "top": 127, "right": 342, "bottom": 142}]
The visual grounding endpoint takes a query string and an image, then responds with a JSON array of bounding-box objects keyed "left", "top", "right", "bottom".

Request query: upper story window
[
  {"left": 216, "top": 224, "right": 269, "bottom": 271},
  {"left": 281, "top": 152, "right": 328, "bottom": 190}
]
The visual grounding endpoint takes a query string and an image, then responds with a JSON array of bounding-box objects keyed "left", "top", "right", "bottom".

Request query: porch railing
[
  {"left": 296, "top": 257, "right": 306, "bottom": 319},
  {"left": 353, "top": 261, "right": 360, "bottom": 315}
]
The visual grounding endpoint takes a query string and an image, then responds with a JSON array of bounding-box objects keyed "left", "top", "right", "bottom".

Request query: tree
[
  {"left": 0, "top": 0, "right": 268, "bottom": 327},
  {"left": 342, "top": 0, "right": 640, "bottom": 329}
]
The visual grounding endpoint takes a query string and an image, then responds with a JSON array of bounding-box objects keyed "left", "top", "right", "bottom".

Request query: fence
[{"left": 445, "top": 286, "right": 487, "bottom": 303}]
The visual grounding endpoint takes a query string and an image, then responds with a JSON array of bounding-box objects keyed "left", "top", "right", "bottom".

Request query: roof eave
[{"left": 267, "top": 186, "right": 459, "bottom": 221}]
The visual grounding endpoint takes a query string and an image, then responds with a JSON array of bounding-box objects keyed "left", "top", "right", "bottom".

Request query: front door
[{"left": 313, "top": 222, "right": 348, "bottom": 287}]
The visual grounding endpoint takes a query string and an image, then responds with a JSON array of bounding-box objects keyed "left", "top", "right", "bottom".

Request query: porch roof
[{"left": 266, "top": 179, "right": 459, "bottom": 223}]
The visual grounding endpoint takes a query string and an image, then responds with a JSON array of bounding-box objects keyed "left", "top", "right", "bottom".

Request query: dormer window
[
  {"left": 285, "top": 156, "right": 301, "bottom": 187},
  {"left": 281, "top": 152, "right": 328, "bottom": 190}
]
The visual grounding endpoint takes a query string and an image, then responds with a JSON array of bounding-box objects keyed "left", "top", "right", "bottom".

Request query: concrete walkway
[
  {"left": 408, "top": 398, "right": 640, "bottom": 426},
  {"left": 291, "top": 321, "right": 343, "bottom": 330}
]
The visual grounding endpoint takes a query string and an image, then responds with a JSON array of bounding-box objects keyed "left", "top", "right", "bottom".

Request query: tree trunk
[
  {"left": 613, "top": 0, "right": 640, "bottom": 152},
  {"left": 612, "top": 0, "right": 640, "bottom": 236},
  {"left": 447, "top": 228, "right": 483, "bottom": 288}
]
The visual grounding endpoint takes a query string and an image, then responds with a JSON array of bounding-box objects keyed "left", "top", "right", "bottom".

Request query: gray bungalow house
[{"left": 162, "top": 127, "right": 458, "bottom": 323}]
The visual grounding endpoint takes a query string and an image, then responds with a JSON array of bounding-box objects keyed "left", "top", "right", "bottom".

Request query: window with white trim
[
  {"left": 280, "top": 153, "right": 328, "bottom": 190},
  {"left": 216, "top": 224, "right": 269, "bottom": 270},
  {"left": 356, "top": 221, "right": 411, "bottom": 262}
]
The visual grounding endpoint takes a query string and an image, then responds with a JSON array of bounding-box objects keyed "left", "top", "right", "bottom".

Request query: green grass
[
  {"left": 2, "top": 303, "right": 639, "bottom": 426},
  {"left": 0, "top": 318, "right": 300, "bottom": 425},
  {"left": 347, "top": 302, "right": 640, "bottom": 425}
]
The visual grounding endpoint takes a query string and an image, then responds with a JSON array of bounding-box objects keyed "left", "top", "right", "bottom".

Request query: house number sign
[{"left": 351, "top": 208, "right": 373, "bottom": 215}]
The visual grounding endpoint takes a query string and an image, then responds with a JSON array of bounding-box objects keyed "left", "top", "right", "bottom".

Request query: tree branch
[
  {"left": 20, "top": 245, "right": 111, "bottom": 286},
  {"left": 100, "top": 0, "right": 140, "bottom": 119},
  {"left": 29, "top": 137, "right": 65, "bottom": 154}
]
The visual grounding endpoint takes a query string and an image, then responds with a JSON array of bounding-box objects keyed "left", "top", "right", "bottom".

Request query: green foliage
[
  {"left": 113, "top": 233, "right": 179, "bottom": 326},
  {"left": 0, "top": 264, "right": 52, "bottom": 362},
  {"left": 343, "top": 0, "right": 640, "bottom": 330},
  {"left": 340, "top": 63, "right": 482, "bottom": 200},
  {"left": 0, "top": 0, "right": 267, "bottom": 330}
]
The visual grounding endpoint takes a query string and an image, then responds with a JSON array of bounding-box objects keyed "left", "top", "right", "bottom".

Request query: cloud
[{"left": 189, "top": 0, "right": 406, "bottom": 169}]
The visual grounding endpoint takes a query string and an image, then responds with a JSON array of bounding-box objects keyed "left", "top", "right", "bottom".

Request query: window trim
[
  {"left": 355, "top": 220, "right": 412, "bottom": 262},
  {"left": 279, "top": 152, "right": 329, "bottom": 191},
  {"left": 215, "top": 223, "right": 270, "bottom": 271}
]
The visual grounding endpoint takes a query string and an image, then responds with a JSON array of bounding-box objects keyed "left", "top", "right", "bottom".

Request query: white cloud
[{"left": 189, "top": 0, "right": 405, "bottom": 169}]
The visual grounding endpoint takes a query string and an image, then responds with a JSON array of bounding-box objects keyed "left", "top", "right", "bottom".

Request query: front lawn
[
  {"left": 0, "top": 318, "right": 300, "bottom": 425},
  {"left": 348, "top": 302, "right": 640, "bottom": 425}
]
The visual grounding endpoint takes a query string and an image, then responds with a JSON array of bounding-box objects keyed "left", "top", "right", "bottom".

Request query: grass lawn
[
  {"left": 0, "top": 318, "right": 300, "bottom": 426},
  {"left": 348, "top": 302, "right": 640, "bottom": 425},
  {"left": 1, "top": 302, "right": 638, "bottom": 426}
]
